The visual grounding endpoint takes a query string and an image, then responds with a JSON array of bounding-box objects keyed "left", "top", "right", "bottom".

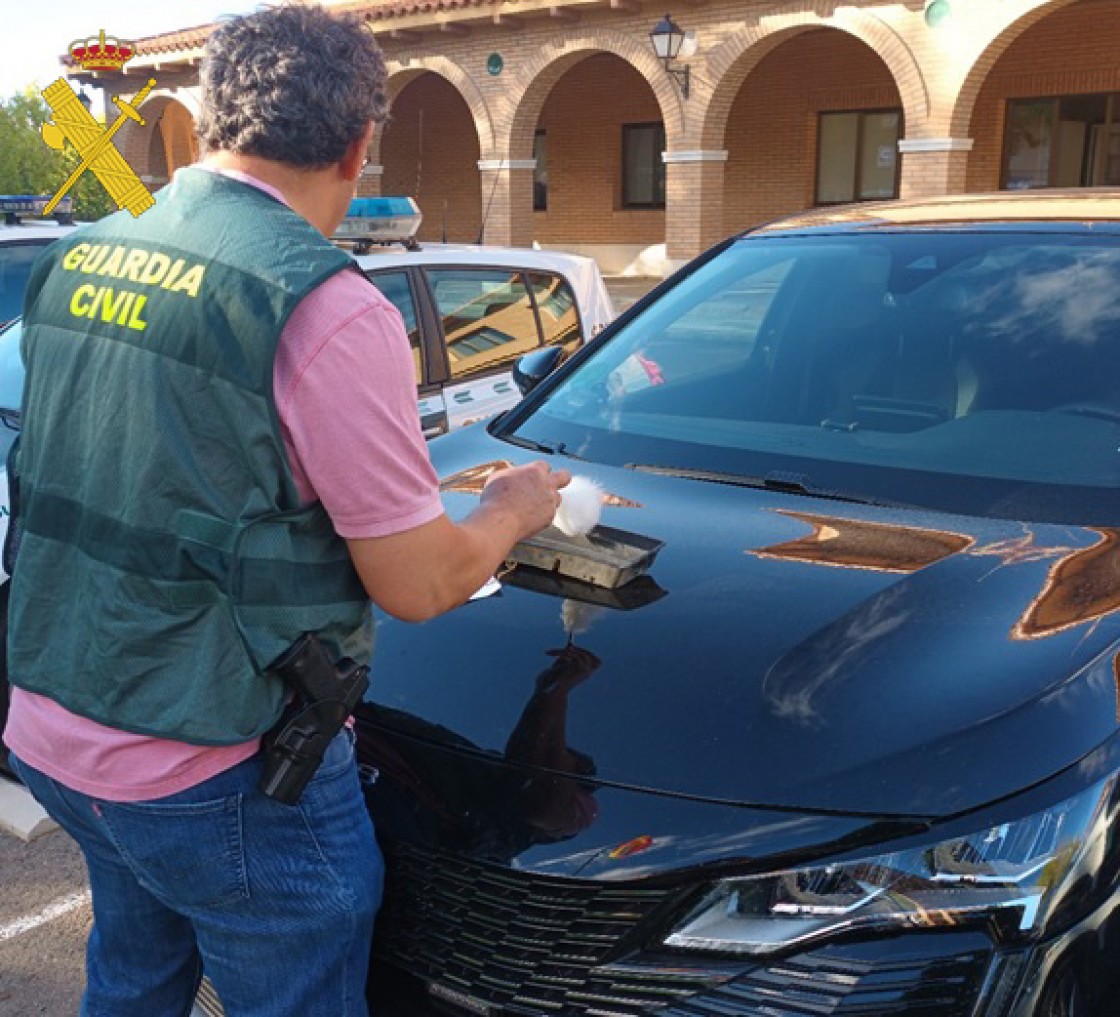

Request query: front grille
[
  {"left": 375, "top": 841, "right": 997, "bottom": 1017},
  {"left": 374, "top": 840, "right": 714, "bottom": 1015}
]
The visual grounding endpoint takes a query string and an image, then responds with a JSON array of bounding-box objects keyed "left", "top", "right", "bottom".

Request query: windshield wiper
[
  {"left": 625, "top": 464, "right": 902, "bottom": 507},
  {"left": 503, "top": 434, "right": 583, "bottom": 459}
]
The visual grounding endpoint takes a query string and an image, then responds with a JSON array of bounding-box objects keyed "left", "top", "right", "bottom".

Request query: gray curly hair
[{"left": 196, "top": 4, "right": 388, "bottom": 168}]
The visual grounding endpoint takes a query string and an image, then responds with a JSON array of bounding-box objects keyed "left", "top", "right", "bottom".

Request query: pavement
[
  {"left": 0, "top": 782, "right": 88, "bottom": 1017},
  {"left": 604, "top": 275, "right": 659, "bottom": 314},
  {"left": 0, "top": 776, "right": 56, "bottom": 842}
]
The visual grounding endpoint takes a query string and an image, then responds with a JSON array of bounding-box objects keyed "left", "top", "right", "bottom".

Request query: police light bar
[
  {"left": 334, "top": 197, "right": 422, "bottom": 251},
  {"left": 0, "top": 195, "right": 73, "bottom": 221}
]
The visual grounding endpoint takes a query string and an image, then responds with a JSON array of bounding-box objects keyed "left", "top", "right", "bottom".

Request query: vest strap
[
  {"left": 23, "top": 490, "right": 363, "bottom": 607},
  {"left": 177, "top": 510, "right": 237, "bottom": 552}
]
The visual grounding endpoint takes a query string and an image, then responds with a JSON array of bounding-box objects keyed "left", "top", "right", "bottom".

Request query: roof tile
[{"left": 63, "top": 0, "right": 511, "bottom": 68}]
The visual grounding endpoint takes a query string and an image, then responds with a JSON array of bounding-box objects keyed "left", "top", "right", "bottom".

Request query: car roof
[
  {"left": 748, "top": 188, "right": 1120, "bottom": 237},
  {"left": 350, "top": 242, "right": 600, "bottom": 273},
  {"left": 0, "top": 221, "right": 78, "bottom": 244}
]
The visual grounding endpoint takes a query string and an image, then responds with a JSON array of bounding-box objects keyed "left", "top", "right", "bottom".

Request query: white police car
[
  {"left": 0, "top": 198, "right": 76, "bottom": 770},
  {"left": 0, "top": 195, "right": 76, "bottom": 586},
  {"left": 338, "top": 198, "right": 615, "bottom": 436},
  {"left": 0, "top": 196, "right": 77, "bottom": 329},
  {"left": 0, "top": 316, "right": 22, "bottom": 771}
]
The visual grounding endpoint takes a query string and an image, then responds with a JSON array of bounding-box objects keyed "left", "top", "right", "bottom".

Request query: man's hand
[
  {"left": 345, "top": 461, "right": 571, "bottom": 622},
  {"left": 481, "top": 461, "right": 571, "bottom": 542}
]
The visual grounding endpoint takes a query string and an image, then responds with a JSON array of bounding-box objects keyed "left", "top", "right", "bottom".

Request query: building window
[
  {"left": 1003, "top": 94, "right": 1120, "bottom": 190},
  {"left": 533, "top": 130, "right": 547, "bottom": 211},
  {"left": 816, "top": 109, "right": 901, "bottom": 205},
  {"left": 622, "top": 122, "right": 665, "bottom": 209}
]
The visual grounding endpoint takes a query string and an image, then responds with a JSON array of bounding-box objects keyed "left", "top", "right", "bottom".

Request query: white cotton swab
[{"left": 552, "top": 476, "right": 604, "bottom": 537}]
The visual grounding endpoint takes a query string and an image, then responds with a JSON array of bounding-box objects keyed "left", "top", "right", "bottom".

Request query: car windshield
[
  {"left": 504, "top": 230, "right": 1120, "bottom": 524},
  {"left": 0, "top": 318, "right": 20, "bottom": 466}
]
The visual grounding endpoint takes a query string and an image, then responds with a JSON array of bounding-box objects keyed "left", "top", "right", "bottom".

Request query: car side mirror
[{"left": 513, "top": 346, "right": 565, "bottom": 396}]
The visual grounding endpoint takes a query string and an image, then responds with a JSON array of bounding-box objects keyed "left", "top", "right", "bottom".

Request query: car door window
[
  {"left": 426, "top": 269, "right": 542, "bottom": 379},
  {"left": 527, "top": 271, "right": 581, "bottom": 348},
  {"left": 366, "top": 270, "right": 423, "bottom": 384}
]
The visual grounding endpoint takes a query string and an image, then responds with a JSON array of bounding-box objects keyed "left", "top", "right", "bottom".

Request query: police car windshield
[
  {"left": 0, "top": 243, "right": 47, "bottom": 326},
  {"left": 0, "top": 317, "right": 23, "bottom": 415}
]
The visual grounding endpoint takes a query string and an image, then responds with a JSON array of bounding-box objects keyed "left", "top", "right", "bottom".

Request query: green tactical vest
[{"left": 9, "top": 168, "right": 374, "bottom": 745}]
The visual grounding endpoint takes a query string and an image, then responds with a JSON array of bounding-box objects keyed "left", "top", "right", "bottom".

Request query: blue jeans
[{"left": 11, "top": 729, "right": 383, "bottom": 1017}]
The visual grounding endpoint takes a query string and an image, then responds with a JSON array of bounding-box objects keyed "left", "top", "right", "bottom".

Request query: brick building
[{"left": 75, "top": 0, "right": 1120, "bottom": 275}]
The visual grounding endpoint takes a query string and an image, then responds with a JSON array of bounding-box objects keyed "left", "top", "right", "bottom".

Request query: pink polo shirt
[{"left": 3, "top": 170, "right": 443, "bottom": 801}]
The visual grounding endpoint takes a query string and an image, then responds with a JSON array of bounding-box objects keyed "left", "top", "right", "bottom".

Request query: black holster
[{"left": 258, "top": 632, "right": 369, "bottom": 805}]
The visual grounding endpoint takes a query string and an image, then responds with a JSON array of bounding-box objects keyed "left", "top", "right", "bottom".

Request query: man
[{"left": 3, "top": 6, "right": 568, "bottom": 1016}]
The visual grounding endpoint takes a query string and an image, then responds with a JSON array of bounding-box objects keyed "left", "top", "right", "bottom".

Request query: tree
[
  {"left": 0, "top": 87, "right": 116, "bottom": 221},
  {"left": 0, "top": 90, "right": 59, "bottom": 195}
]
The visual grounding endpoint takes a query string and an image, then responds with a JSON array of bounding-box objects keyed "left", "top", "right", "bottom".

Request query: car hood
[{"left": 360, "top": 429, "right": 1120, "bottom": 819}]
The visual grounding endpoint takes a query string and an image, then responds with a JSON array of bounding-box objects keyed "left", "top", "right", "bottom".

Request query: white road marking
[{"left": 0, "top": 889, "right": 91, "bottom": 941}]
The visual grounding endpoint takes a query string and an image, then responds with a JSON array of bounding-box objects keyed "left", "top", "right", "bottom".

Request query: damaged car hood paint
[{"left": 358, "top": 436, "right": 1120, "bottom": 820}]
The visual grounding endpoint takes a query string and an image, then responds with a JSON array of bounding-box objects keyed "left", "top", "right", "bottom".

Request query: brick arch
[
  {"left": 950, "top": 0, "right": 1091, "bottom": 138},
  {"left": 505, "top": 31, "right": 679, "bottom": 160},
  {"left": 377, "top": 65, "right": 485, "bottom": 242},
  {"left": 370, "top": 57, "right": 493, "bottom": 165},
  {"left": 701, "top": 5, "right": 928, "bottom": 151},
  {"left": 159, "top": 88, "right": 201, "bottom": 120},
  {"left": 117, "top": 93, "right": 197, "bottom": 182}
]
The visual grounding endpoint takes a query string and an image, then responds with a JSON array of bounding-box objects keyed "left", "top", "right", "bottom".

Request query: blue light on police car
[
  {"left": 335, "top": 196, "right": 423, "bottom": 250},
  {"left": 0, "top": 195, "right": 73, "bottom": 217},
  {"left": 346, "top": 197, "right": 419, "bottom": 219}
]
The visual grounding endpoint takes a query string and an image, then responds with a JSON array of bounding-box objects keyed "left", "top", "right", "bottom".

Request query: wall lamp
[
  {"left": 924, "top": 0, "right": 951, "bottom": 27},
  {"left": 649, "top": 14, "right": 691, "bottom": 99}
]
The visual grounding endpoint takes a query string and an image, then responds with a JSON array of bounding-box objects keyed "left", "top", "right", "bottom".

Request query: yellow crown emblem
[{"left": 69, "top": 29, "right": 135, "bottom": 73}]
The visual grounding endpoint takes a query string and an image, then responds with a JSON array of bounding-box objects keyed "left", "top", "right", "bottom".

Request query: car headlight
[{"left": 664, "top": 775, "right": 1114, "bottom": 955}]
